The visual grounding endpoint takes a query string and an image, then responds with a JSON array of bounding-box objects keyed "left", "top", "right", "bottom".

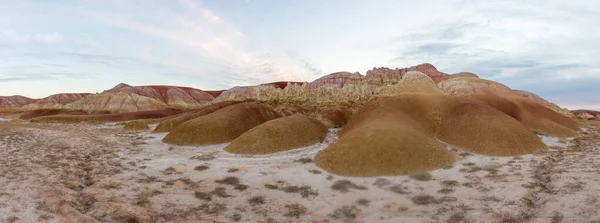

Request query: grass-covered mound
[
  {"left": 162, "top": 102, "right": 280, "bottom": 146},
  {"left": 123, "top": 120, "right": 150, "bottom": 132},
  {"left": 436, "top": 97, "right": 547, "bottom": 156},
  {"left": 224, "top": 114, "right": 328, "bottom": 154},
  {"left": 467, "top": 94, "right": 580, "bottom": 137},
  {"left": 315, "top": 94, "right": 455, "bottom": 177},
  {"left": 153, "top": 101, "right": 243, "bottom": 133},
  {"left": 315, "top": 83, "right": 568, "bottom": 175}
]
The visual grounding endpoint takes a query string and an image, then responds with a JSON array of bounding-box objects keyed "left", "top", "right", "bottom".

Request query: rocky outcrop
[
  {"left": 365, "top": 63, "right": 450, "bottom": 84},
  {"left": 215, "top": 82, "right": 303, "bottom": 101},
  {"left": 308, "top": 72, "right": 362, "bottom": 89},
  {"left": 572, "top": 110, "right": 600, "bottom": 120},
  {"left": 0, "top": 96, "right": 35, "bottom": 109},
  {"left": 105, "top": 83, "right": 215, "bottom": 109}
]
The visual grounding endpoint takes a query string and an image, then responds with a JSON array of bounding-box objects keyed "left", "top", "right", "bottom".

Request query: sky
[{"left": 0, "top": 0, "right": 599, "bottom": 110}]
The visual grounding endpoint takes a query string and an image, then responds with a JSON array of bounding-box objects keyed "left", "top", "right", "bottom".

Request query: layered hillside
[
  {"left": 65, "top": 92, "right": 172, "bottom": 113},
  {"left": 0, "top": 96, "right": 35, "bottom": 110},
  {"left": 21, "top": 93, "right": 91, "bottom": 110},
  {"left": 572, "top": 109, "right": 600, "bottom": 120},
  {"left": 104, "top": 83, "right": 215, "bottom": 109}
]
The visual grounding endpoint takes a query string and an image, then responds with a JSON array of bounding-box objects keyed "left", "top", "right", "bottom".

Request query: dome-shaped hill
[
  {"left": 379, "top": 71, "right": 444, "bottom": 96},
  {"left": 314, "top": 92, "right": 567, "bottom": 176},
  {"left": 162, "top": 102, "right": 280, "bottom": 146},
  {"left": 153, "top": 100, "right": 243, "bottom": 133},
  {"left": 436, "top": 96, "right": 547, "bottom": 156},
  {"left": 315, "top": 94, "right": 455, "bottom": 177},
  {"left": 437, "top": 76, "right": 513, "bottom": 95},
  {"left": 224, "top": 114, "right": 328, "bottom": 154}
]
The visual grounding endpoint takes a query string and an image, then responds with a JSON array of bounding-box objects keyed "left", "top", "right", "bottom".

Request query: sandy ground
[{"left": 1, "top": 120, "right": 600, "bottom": 223}]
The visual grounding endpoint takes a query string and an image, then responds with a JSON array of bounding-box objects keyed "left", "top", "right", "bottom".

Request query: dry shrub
[
  {"left": 294, "top": 158, "right": 313, "bottom": 163},
  {"left": 329, "top": 205, "right": 361, "bottom": 221},
  {"left": 409, "top": 170, "right": 433, "bottom": 181},
  {"left": 163, "top": 102, "right": 280, "bottom": 145},
  {"left": 331, "top": 180, "right": 368, "bottom": 193},
  {"left": 215, "top": 176, "right": 240, "bottom": 185},
  {"left": 123, "top": 120, "right": 149, "bottom": 132},
  {"left": 153, "top": 100, "right": 242, "bottom": 132},
  {"left": 281, "top": 185, "right": 318, "bottom": 198},
  {"left": 224, "top": 114, "right": 328, "bottom": 154},
  {"left": 248, "top": 196, "right": 265, "bottom": 205},
  {"left": 411, "top": 194, "right": 439, "bottom": 205},
  {"left": 194, "top": 165, "right": 209, "bottom": 171},
  {"left": 284, "top": 203, "right": 307, "bottom": 218}
]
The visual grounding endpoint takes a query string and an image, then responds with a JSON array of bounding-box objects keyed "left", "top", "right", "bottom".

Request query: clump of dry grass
[
  {"left": 331, "top": 180, "right": 368, "bottom": 193},
  {"left": 224, "top": 114, "right": 328, "bottom": 154},
  {"left": 282, "top": 185, "right": 319, "bottom": 198},
  {"left": 284, "top": 203, "right": 307, "bottom": 218},
  {"left": 409, "top": 170, "right": 433, "bottom": 181},
  {"left": 227, "top": 168, "right": 240, "bottom": 173},
  {"left": 216, "top": 176, "right": 248, "bottom": 191},
  {"left": 190, "top": 154, "right": 216, "bottom": 161},
  {"left": 194, "top": 165, "right": 209, "bottom": 171},
  {"left": 264, "top": 184, "right": 279, "bottom": 190},
  {"left": 356, "top": 199, "right": 370, "bottom": 207},
  {"left": 294, "top": 158, "right": 313, "bottom": 163},
  {"left": 194, "top": 191, "right": 212, "bottom": 201},
  {"left": 411, "top": 194, "right": 439, "bottom": 205},
  {"left": 389, "top": 185, "right": 410, "bottom": 194},
  {"left": 441, "top": 180, "right": 459, "bottom": 187},
  {"left": 329, "top": 205, "right": 361, "bottom": 221},
  {"left": 248, "top": 196, "right": 265, "bottom": 205},
  {"left": 216, "top": 176, "right": 240, "bottom": 185}
]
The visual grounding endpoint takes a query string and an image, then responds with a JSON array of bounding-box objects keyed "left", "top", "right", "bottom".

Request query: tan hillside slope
[
  {"left": 162, "top": 102, "right": 280, "bottom": 146},
  {"left": 224, "top": 114, "right": 328, "bottom": 154}
]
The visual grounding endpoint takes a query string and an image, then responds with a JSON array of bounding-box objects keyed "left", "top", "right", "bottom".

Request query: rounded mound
[
  {"left": 437, "top": 97, "right": 547, "bottom": 156},
  {"left": 315, "top": 94, "right": 455, "bottom": 177},
  {"left": 379, "top": 71, "right": 443, "bottom": 96},
  {"left": 467, "top": 94, "right": 580, "bottom": 137},
  {"left": 162, "top": 102, "right": 280, "bottom": 146},
  {"left": 153, "top": 101, "right": 242, "bottom": 133},
  {"left": 438, "top": 76, "right": 512, "bottom": 95},
  {"left": 224, "top": 114, "right": 328, "bottom": 154},
  {"left": 123, "top": 120, "right": 150, "bottom": 132},
  {"left": 450, "top": 72, "right": 479, "bottom": 78}
]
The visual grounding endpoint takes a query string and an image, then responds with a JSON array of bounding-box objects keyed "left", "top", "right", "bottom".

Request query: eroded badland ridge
[{"left": 1, "top": 63, "right": 599, "bottom": 222}]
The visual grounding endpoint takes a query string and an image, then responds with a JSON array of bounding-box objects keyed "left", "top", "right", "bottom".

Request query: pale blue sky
[{"left": 0, "top": 0, "right": 599, "bottom": 109}]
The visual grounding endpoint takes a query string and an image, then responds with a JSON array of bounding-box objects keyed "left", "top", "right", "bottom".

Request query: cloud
[
  {"left": 2, "top": 30, "right": 63, "bottom": 43},
  {"left": 75, "top": 0, "right": 318, "bottom": 86}
]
